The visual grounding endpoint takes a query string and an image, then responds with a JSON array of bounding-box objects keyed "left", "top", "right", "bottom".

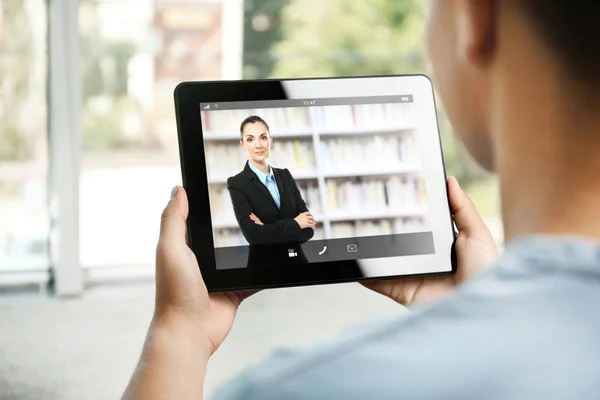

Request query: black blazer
[{"left": 227, "top": 162, "right": 315, "bottom": 245}]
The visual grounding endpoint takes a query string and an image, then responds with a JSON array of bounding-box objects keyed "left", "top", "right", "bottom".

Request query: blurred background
[{"left": 0, "top": 0, "right": 501, "bottom": 398}]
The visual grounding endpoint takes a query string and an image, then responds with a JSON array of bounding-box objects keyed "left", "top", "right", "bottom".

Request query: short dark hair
[
  {"left": 518, "top": 1, "right": 600, "bottom": 85},
  {"left": 240, "top": 115, "right": 270, "bottom": 138}
]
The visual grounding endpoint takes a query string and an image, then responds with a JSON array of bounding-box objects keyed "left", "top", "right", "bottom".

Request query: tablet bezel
[{"left": 174, "top": 74, "right": 457, "bottom": 292}]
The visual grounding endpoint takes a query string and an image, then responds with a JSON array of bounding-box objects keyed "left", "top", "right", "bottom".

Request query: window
[
  {"left": 0, "top": 0, "right": 49, "bottom": 271},
  {"left": 78, "top": 0, "right": 239, "bottom": 268}
]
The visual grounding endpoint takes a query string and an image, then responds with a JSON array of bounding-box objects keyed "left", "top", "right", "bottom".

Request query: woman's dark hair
[
  {"left": 518, "top": 1, "right": 600, "bottom": 85},
  {"left": 240, "top": 115, "right": 270, "bottom": 138}
]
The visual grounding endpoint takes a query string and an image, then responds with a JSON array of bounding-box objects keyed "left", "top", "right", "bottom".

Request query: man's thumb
[
  {"left": 447, "top": 177, "right": 486, "bottom": 235},
  {"left": 158, "top": 186, "right": 188, "bottom": 246}
]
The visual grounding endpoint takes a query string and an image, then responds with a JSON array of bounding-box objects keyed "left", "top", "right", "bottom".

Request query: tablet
[{"left": 174, "top": 75, "right": 456, "bottom": 292}]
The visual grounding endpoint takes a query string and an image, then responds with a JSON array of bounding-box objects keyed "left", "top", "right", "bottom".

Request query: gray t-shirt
[{"left": 213, "top": 236, "right": 600, "bottom": 400}]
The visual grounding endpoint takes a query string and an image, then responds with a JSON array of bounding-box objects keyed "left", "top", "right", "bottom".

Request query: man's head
[
  {"left": 240, "top": 115, "right": 273, "bottom": 164},
  {"left": 426, "top": 0, "right": 600, "bottom": 171}
]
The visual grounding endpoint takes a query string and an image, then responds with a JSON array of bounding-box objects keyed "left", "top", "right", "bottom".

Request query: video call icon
[{"left": 288, "top": 249, "right": 298, "bottom": 258}]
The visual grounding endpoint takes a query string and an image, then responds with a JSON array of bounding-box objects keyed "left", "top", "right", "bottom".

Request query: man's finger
[
  {"left": 447, "top": 176, "right": 487, "bottom": 235},
  {"left": 158, "top": 186, "right": 188, "bottom": 246}
]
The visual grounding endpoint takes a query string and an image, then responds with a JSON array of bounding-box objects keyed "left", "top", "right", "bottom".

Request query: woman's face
[{"left": 241, "top": 122, "right": 272, "bottom": 164}]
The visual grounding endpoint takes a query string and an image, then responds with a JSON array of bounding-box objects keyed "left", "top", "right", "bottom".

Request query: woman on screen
[{"left": 226, "top": 115, "right": 315, "bottom": 246}]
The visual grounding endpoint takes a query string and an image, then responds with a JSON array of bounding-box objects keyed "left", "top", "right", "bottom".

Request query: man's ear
[{"left": 456, "top": 0, "right": 498, "bottom": 66}]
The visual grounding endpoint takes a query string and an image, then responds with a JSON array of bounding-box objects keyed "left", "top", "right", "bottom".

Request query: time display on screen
[{"left": 302, "top": 100, "right": 317, "bottom": 106}]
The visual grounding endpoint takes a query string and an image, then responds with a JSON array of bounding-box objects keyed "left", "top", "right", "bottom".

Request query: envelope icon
[{"left": 347, "top": 244, "right": 358, "bottom": 253}]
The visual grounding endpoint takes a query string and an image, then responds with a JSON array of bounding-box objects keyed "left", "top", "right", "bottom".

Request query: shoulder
[
  {"left": 274, "top": 167, "right": 292, "bottom": 179},
  {"left": 227, "top": 170, "right": 247, "bottom": 188}
]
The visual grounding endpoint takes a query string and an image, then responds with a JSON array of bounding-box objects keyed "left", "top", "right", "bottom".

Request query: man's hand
[
  {"left": 249, "top": 212, "right": 264, "bottom": 226},
  {"left": 123, "top": 186, "right": 255, "bottom": 400},
  {"left": 294, "top": 211, "right": 316, "bottom": 229},
  {"left": 154, "top": 186, "right": 255, "bottom": 354},
  {"left": 363, "top": 177, "right": 498, "bottom": 306}
]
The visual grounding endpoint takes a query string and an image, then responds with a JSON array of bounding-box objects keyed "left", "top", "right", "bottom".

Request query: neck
[
  {"left": 491, "top": 59, "right": 600, "bottom": 244},
  {"left": 250, "top": 159, "right": 270, "bottom": 175},
  {"left": 499, "top": 144, "right": 600, "bottom": 244}
]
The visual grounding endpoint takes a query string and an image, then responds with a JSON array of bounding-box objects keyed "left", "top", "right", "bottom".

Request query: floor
[{"left": 0, "top": 281, "right": 406, "bottom": 400}]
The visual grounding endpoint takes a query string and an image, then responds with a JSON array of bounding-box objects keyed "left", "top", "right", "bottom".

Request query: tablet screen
[{"left": 197, "top": 80, "right": 454, "bottom": 275}]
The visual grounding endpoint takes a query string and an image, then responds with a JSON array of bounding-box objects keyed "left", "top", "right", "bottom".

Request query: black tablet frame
[{"left": 174, "top": 74, "right": 457, "bottom": 292}]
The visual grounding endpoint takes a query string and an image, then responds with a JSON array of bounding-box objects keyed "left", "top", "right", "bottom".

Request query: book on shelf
[
  {"left": 205, "top": 139, "right": 317, "bottom": 181},
  {"left": 270, "top": 140, "right": 316, "bottom": 172},
  {"left": 355, "top": 219, "right": 393, "bottom": 236},
  {"left": 325, "top": 177, "right": 428, "bottom": 212},
  {"left": 296, "top": 183, "right": 322, "bottom": 214},
  {"left": 209, "top": 186, "right": 236, "bottom": 220},
  {"left": 204, "top": 143, "right": 248, "bottom": 178},
  {"left": 385, "top": 176, "right": 428, "bottom": 208},
  {"left": 319, "top": 134, "right": 419, "bottom": 171}
]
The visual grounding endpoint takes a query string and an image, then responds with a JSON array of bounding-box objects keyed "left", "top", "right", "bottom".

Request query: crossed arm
[{"left": 227, "top": 172, "right": 315, "bottom": 245}]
